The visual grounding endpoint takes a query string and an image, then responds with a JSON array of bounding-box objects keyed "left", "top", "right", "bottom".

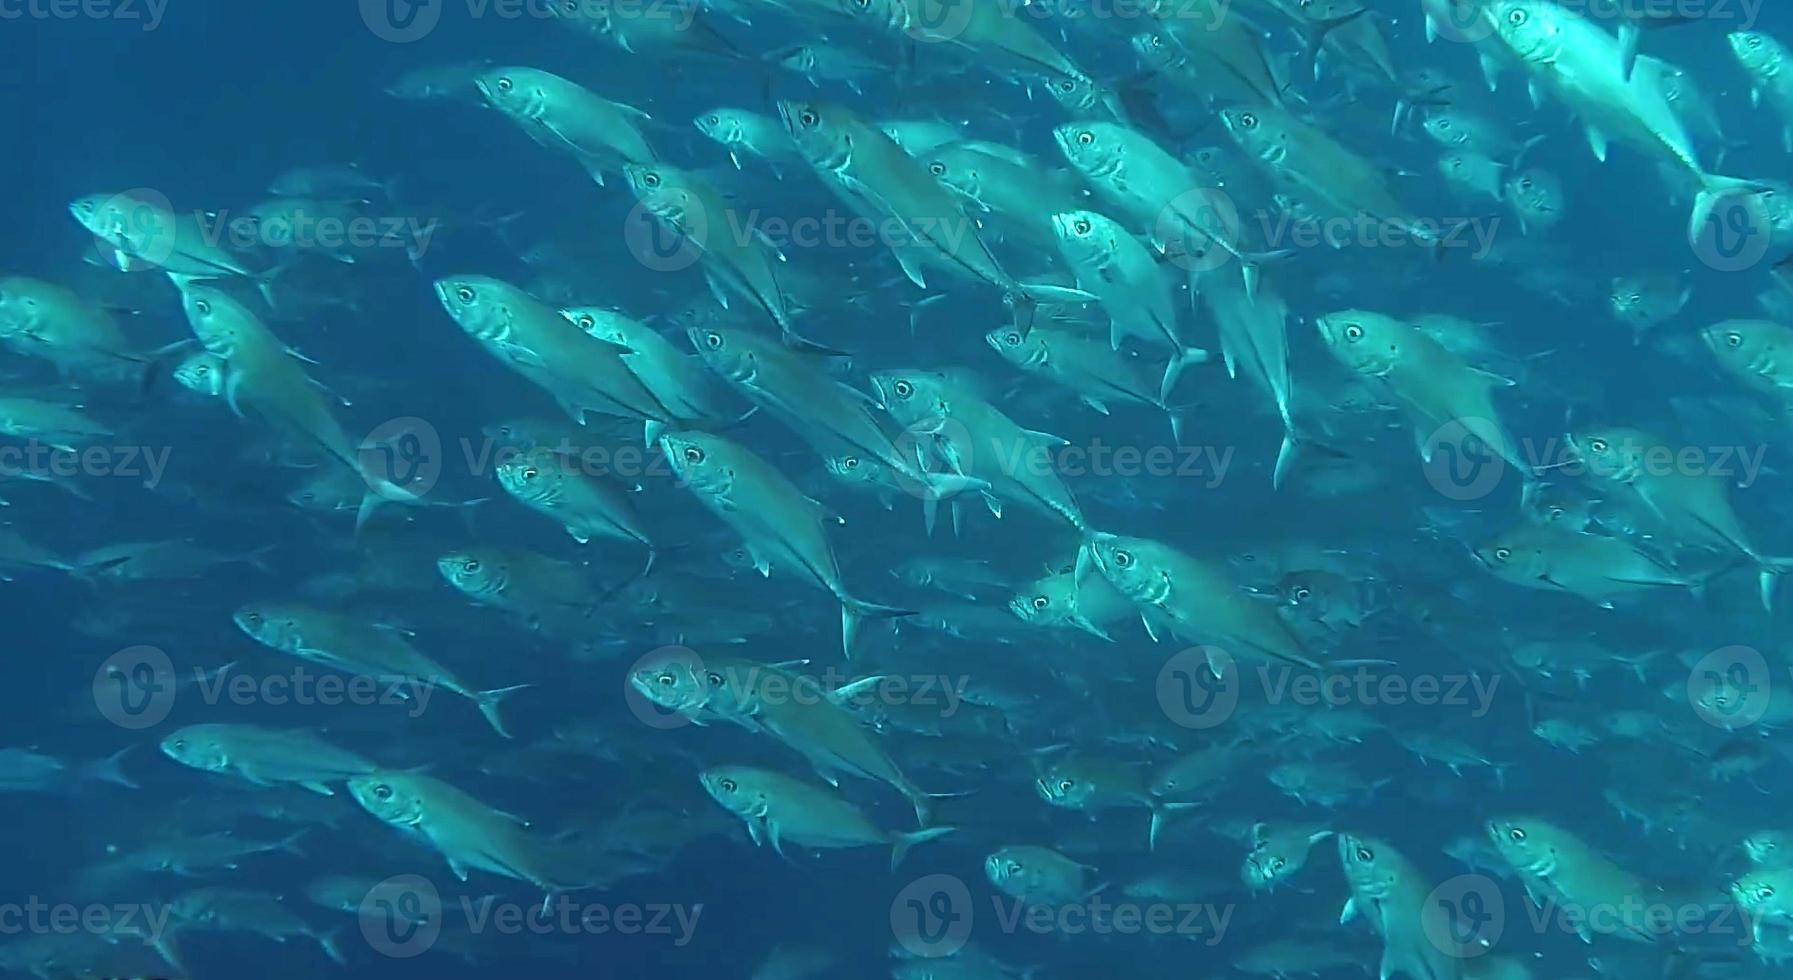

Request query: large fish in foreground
[
  {"left": 1315, "top": 309, "right": 1528, "bottom": 480},
  {"left": 659, "top": 430, "right": 913, "bottom": 656},
  {"left": 1338, "top": 833, "right": 1473, "bottom": 980},
  {"left": 1486, "top": 0, "right": 1764, "bottom": 242}
]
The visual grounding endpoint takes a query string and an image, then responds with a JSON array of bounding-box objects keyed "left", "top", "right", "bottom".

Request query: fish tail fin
[
  {"left": 1755, "top": 556, "right": 1793, "bottom": 610},
  {"left": 82, "top": 746, "right": 139, "bottom": 790},
  {"left": 276, "top": 828, "right": 310, "bottom": 857},
  {"left": 474, "top": 684, "right": 534, "bottom": 739},
  {"left": 1273, "top": 429, "right": 1300, "bottom": 491},
  {"left": 1148, "top": 802, "right": 1198, "bottom": 851},
  {"left": 1691, "top": 174, "right": 1773, "bottom": 244},
  {"left": 890, "top": 826, "right": 956, "bottom": 870},
  {"left": 1158, "top": 345, "right": 1212, "bottom": 405},
  {"left": 839, "top": 597, "right": 917, "bottom": 658},
  {"left": 317, "top": 929, "right": 349, "bottom": 968}
]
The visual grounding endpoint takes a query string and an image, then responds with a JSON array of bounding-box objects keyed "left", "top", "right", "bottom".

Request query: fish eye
[
  {"left": 1293, "top": 587, "right": 1311, "bottom": 601},
  {"left": 928, "top": 162, "right": 946, "bottom": 176},
  {"left": 463, "top": 559, "right": 481, "bottom": 572},
  {"left": 800, "top": 109, "right": 820, "bottom": 127},
  {"left": 1507, "top": 828, "right": 1526, "bottom": 842},
  {"left": 655, "top": 672, "right": 675, "bottom": 686},
  {"left": 456, "top": 286, "right": 476, "bottom": 303},
  {"left": 1355, "top": 847, "right": 1374, "bottom": 861},
  {"left": 705, "top": 671, "right": 725, "bottom": 685},
  {"left": 719, "top": 778, "right": 737, "bottom": 792},
  {"left": 193, "top": 299, "right": 212, "bottom": 316},
  {"left": 1239, "top": 112, "right": 1258, "bottom": 129},
  {"left": 1519, "top": 177, "right": 1534, "bottom": 189},
  {"left": 243, "top": 611, "right": 262, "bottom": 624},
  {"left": 843, "top": 456, "right": 859, "bottom": 469},
  {"left": 496, "top": 77, "right": 514, "bottom": 92},
  {"left": 1343, "top": 324, "right": 1364, "bottom": 341},
  {"left": 195, "top": 365, "right": 209, "bottom": 376},
  {"left": 1004, "top": 332, "right": 1022, "bottom": 345},
  {"left": 704, "top": 332, "right": 723, "bottom": 350},
  {"left": 641, "top": 171, "right": 661, "bottom": 188},
  {"left": 1750, "top": 36, "right": 1763, "bottom": 49},
  {"left": 1005, "top": 860, "right": 1022, "bottom": 874},
  {"left": 1058, "top": 779, "right": 1075, "bottom": 792},
  {"left": 1761, "top": 886, "right": 1777, "bottom": 899},
  {"left": 1057, "top": 79, "right": 1075, "bottom": 93},
  {"left": 1271, "top": 858, "right": 1286, "bottom": 871},
  {"left": 171, "top": 739, "right": 186, "bottom": 750},
  {"left": 683, "top": 446, "right": 705, "bottom": 463},
  {"left": 1031, "top": 595, "right": 1049, "bottom": 609},
  {"left": 522, "top": 467, "right": 539, "bottom": 480},
  {"left": 578, "top": 314, "right": 595, "bottom": 329},
  {"left": 373, "top": 784, "right": 394, "bottom": 800},
  {"left": 1113, "top": 550, "right": 1133, "bottom": 567},
  {"left": 1507, "top": 9, "right": 1526, "bottom": 25},
  {"left": 1726, "top": 332, "right": 1744, "bottom": 349},
  {"left": 1493, "top": 547, "right": 1512, "bottom": 561},
  {"left": 705, "top": 114, "right": 720, "bottom": 126},
  {"left": 1076, "top": 130, "right": 1094, "bottom": 145},
  {"left": 1589, "top": 438, "right": 1609, "bottom": 454},
  {"left": 1073, "top": 218, "right": 1091, "bottom": 235},
  {"left": 893, "top": 379, "right": 914, "bottom": 398}
]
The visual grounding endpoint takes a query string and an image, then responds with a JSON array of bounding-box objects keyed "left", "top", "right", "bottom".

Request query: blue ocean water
[{"left": 8, "top": 1, "right": 1793, "bottom": 978}]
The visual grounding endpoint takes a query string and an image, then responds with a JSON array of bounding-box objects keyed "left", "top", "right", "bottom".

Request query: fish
[
  {"left": 434, "top": 274, "right": 677, "bottom": 429},
  {"left": 658, "top": 430, "right": 913, "bottom": 656},
  {"left": 1338, "top": 832, "right": 1478, "bottom": 979},
  {"left": 984, "top": 845, "right": 1099, "bottom": 906},
  {"left": 1081, "top": 531, "right": 1321, "bottom": 669},
  {"left": 1486, "top": 1, "right": 1765, "bottom": 242},
  {"left": 348, "top": 770, "right": 614, "bottom": 894},
  {"left": 699, "top": 765, "right": 952, "bottom": 868},
  {"left": 472, "top": 66, "right": 656, "bottom": 181},
  {"left": 231, "top": 601, "right": 528, "bottom": 737},
  {"left": 870, "top": 367, "right": 1087, "bottom": 533},
  {"left": 1487, "top": 816, "right": 1672, "bottom": 943},
  {"left": 159, "top": 724, "right": 378, "bottom": 795}
]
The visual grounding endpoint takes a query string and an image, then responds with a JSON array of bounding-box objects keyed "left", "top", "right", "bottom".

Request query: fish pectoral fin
[{"left": 498, "top": 341, "right": 547, "bottom": 368}]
